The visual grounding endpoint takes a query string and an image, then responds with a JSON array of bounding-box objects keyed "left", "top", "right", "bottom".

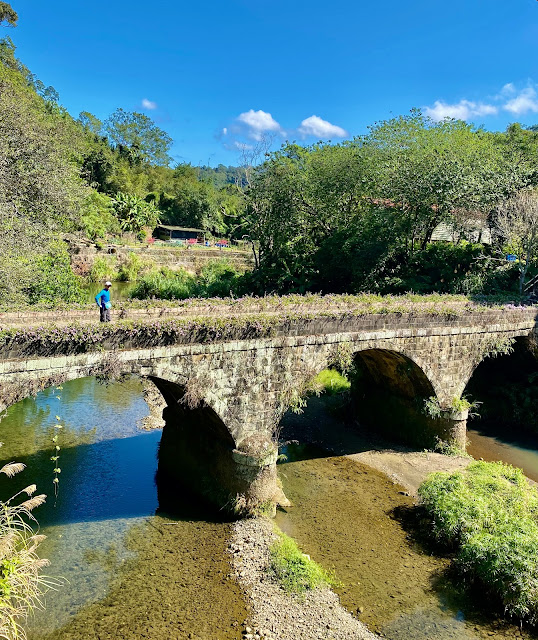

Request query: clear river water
[
  {"left": 2, "top": 376, "right": 538, "bottom": 639},
  {"left": 0, "top": 377, "right": 246, "bottom": 640}
]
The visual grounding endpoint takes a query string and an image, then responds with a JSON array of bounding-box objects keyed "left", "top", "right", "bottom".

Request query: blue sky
[{"left": 8, "top": 0, "right": 538, "bottom": 166}]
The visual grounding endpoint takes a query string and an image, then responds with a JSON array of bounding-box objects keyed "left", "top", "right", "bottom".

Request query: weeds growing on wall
[
  {"left": 423, "top": 395, "right": 480, "bottom": 421},
  {"left": 419, "top": 461, "right": 538, "bottom": 624},
  {"left": 311, "top": 369, "right": 351, "bottom": 396}
]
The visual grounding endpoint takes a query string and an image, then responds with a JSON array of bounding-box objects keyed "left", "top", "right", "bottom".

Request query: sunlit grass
[
  {"left": 269, "top": 530, "right": 338, "bottom": 594},
  {"left": 419, "top": 461, "right": 538, "bottom": 624},
  {"left": 311, "top": 369, "right": 351, "bottom": 395}
]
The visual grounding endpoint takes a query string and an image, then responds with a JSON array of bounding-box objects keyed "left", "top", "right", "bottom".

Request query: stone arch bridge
[{"left": 0, "top": 303, "right": 536, "bottom": 514}]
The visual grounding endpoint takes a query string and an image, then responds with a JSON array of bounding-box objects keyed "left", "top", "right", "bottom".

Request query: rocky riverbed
[{"left": 229, "top": 517, "right": 379, "bottom": 640}]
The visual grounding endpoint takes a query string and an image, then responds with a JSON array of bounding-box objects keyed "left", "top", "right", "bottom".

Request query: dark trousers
[{"left": 99, "top": 306, "right": 110, "bottom": 322}]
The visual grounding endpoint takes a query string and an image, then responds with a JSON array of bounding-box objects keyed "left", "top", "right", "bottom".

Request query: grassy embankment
[{"left": 419, "top": 461, "right": 538, "bottom": 624}]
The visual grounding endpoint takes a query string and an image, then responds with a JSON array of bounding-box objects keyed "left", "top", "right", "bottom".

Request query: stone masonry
[{"left": 0, "top": 306, "right": 536, "bottom": 513}]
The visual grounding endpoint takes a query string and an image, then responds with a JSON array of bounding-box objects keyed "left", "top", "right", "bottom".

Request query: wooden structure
[{"left": 153, "top": 225, "right": 204, "bottom": 242}]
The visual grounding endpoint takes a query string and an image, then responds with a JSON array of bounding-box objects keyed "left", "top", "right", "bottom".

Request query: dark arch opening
[
  {"left": 277, "top": 350, "right": 443, "bottom": 464},
  {"left": 149, "top": 376, "right": 245, "bottom": 512},
  {"left": 351, "top": 349, "right": 441, "bottom": 447},
  {"left": 464, "top": 336, "right": 538, "bottom": 438}
]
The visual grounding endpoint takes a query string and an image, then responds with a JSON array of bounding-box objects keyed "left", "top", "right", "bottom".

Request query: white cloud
[
  {"left": 223, "top": 140, "right": 254, "bottom": 152},
  {"left": 222, "top": 127, "right": 228, "bottom": 135},
  {"left": 425, "top": 99, "right": 498, "bottom": 121},
  {"left": 298, "top": 115, "right": 348, "bottom": 138},
  {"left": 503, "top": 87, "right": 538, "bottom": 115},
  {"left": 425, "top": 82, "right": 538, "bottom": 122},
  {"left": 500, "top": 83, "right": 516, "bottom": 96},
  {"left": 232, "top": 140, "right": 253, "bottom": 151},
  {"left": 237, "top": 109, "right": 282, "bottom": 140},
  {"left": 141, "top": 98, "right": 157, "bottom": 110}
]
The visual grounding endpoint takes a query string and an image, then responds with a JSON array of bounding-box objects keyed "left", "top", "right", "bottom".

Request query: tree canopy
[
  {"left": 103, "top": 108, "right": 173, "bottom": 167},
  {"left": 244, "top": 112, "right": 538, "bottom": 295},
  {"left": 0, "top": 2, "right": 17, "bottom": 27}
]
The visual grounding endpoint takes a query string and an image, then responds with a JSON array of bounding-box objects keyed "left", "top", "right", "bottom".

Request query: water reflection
[
  {"left": 468, "top": 425, "right": 538, "bottom": 483},
  {"left": 0, "top": 377, "right": 246, "bottom": 640}
]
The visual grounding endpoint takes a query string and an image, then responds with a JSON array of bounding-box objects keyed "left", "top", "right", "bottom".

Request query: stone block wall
[{"left": 1, "top": 306, "right": 536, "bottom": 513}]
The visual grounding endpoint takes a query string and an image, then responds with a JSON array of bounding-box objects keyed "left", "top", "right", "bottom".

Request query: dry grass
[{"left": 0, "top": 456, "right": 56, "bottom": 640}]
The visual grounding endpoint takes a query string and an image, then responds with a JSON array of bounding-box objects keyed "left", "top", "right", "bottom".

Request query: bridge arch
[
  {"left": 278, "top": 343, "right": 457, "bottom": 449},
  {"left": 349, "top": 347, "right": 455, "bottom": 448},
  {"left": 463, "top": 335, "right": 538, "bottom": 432},
  {"left": 0, "top": 358, "right": 281, "bottom": 516},
  {"left": 2, "top": 307, "right": 537, "bottom": 513}
]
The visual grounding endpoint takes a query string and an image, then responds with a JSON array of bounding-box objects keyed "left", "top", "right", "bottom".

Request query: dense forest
[{"left": 1, "top": 2, "right": 538, "bottom": 308}]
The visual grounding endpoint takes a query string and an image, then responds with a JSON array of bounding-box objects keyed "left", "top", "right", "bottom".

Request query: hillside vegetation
[{"left": 1, "top": 4, "right": 538, "bottom": 308}]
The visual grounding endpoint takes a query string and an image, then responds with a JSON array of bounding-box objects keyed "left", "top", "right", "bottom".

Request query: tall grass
[
  {"left": 0, "top": 458, "right": 52, "bottom": 640},
  {"left": 128, "top": 267, "right": 196, "bottom": 300},
  {"left": 419, "top": 461, "right": 538, "bottom": 623},
  {"left": 311, "top": 369, "right": 351, "bottom": 395}
]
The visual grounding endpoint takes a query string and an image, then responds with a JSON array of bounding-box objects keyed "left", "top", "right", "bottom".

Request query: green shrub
[
  {"left": 269, "top": 530, "right": 337, "bottom": 594},
  {"left": 117, "top": 252, "right": 153, "bottom": 282},
  {"left": 81, "top": 191, "right": 120, "bottom": 240},
  {"left": 311, "top": 369, "right": 351, "bottom": 395},
  {"left": 25, "top": 242, "right": 84, "bottom": 305},
  {"left": 197, "top": 260, "right": 243, "bottom": 297},
  {"left": 419, "top": 461, "right": 538, "bottom": 623},
  {"left": 128, "top": 268, "right": 197, "bottom": 300},
  {"left": 128, "top": 260, "right": 243, "bottom": 300},
  {"left": 88, "top": 255, "right": 118, "bottom": 283}
]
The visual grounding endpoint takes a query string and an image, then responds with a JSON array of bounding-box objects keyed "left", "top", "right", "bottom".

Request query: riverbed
[
  {"left": 4, "top": 377, "right": 538, "bottom": 639},
  {"left": 276, "top": 397, "right": 538, "bottom": 640}
]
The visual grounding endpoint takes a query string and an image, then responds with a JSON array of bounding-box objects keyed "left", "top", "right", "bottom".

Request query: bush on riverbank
[
  {"left": 269, "top": 530, "right": 337, "bottom": 594},
  {"left": 418, "top": 461, "right": 538, "bottom": 623},
  {"left": 128, "top": 260, "right": 243, "bottom": 300}
]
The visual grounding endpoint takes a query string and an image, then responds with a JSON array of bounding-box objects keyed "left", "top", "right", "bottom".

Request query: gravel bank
[{"left": 230, "top": 517, "right": 379, "bottom": 640}]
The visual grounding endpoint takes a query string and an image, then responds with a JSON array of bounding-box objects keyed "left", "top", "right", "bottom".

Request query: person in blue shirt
[{"left": 95, "top": 281, "right": 112, "bottom": 322}]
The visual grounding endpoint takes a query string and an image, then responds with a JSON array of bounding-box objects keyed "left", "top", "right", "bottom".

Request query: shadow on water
[
  {"left": 276, "top": 391, "right": 538, "bottom": 640},
  {"left": 0, "top": 376, "right": 247, "bottom": 640},
  {"left": 0, "top": 433, "right": 162, "bottom": 527},
  {"left": 469, "top": 417, "right": 538, "bottom": 451},
  {"left": 279, "top": 394, "right": 419, "bottom": 459}
]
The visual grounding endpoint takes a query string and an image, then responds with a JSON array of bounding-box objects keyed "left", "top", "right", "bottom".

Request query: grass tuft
[
  {"left": 311, "top": 369, "right": 351, "bottom": 395},
  {"left": 0, "top": 457, "right": 57, "bottom": 640},
  {"left": 269, "top": 530, "right": 338, "bottom": 594},
  {"left": 419, "top": 461, "right": 538, "bottom": 623}
]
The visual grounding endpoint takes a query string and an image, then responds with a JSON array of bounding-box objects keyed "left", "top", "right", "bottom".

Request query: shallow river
[
  {"left": 3, "top": 378, "right": 538, "bottom": 639},
  {"left": 0, "top": 377, "right": 246, "bottom": 640},
  {"left": 276, "top": 399, "right": 538, "bottom": 640}
]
